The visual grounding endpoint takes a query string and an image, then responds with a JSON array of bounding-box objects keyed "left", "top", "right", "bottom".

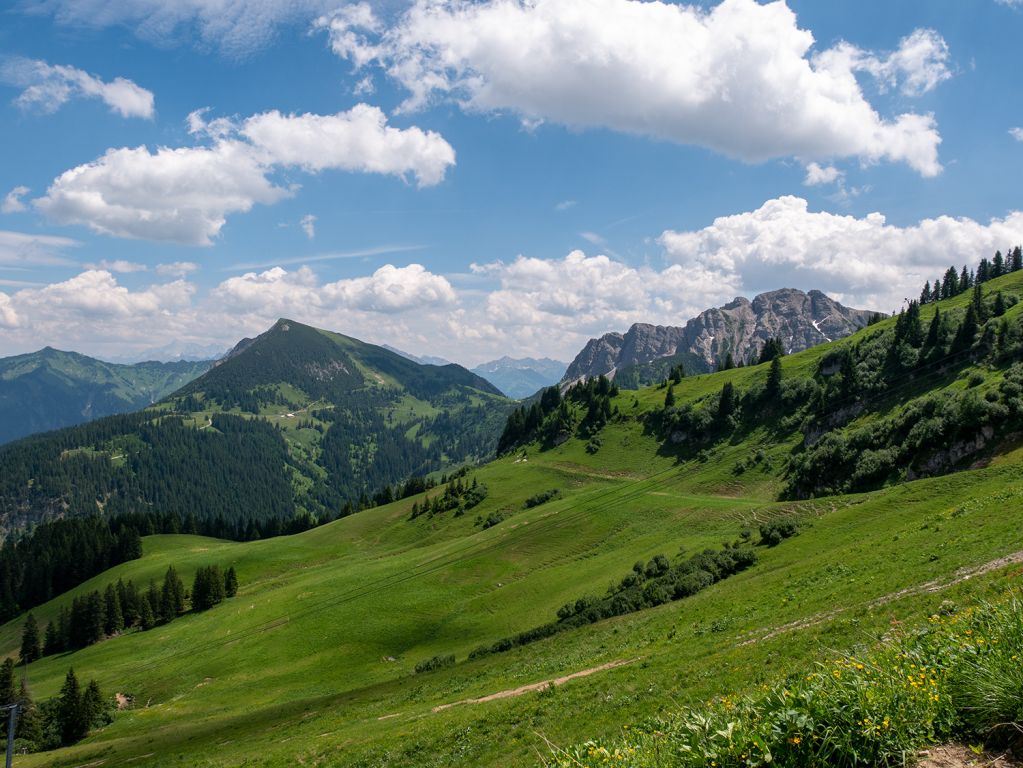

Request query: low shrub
[{"left": 414, "top": 654, "right": 455, "bottom": 674}]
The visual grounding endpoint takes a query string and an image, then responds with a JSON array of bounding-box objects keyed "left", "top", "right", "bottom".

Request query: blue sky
[{"left": 0, "top": 0, "right": 1022, "bottom": 365}]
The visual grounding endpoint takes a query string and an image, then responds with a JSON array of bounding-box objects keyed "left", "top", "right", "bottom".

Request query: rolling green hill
[
  {"left": 2, "top": 272, "right": 1023, "bottom": 767},
  {"left": 0, "top": 348, "right": 211, "bottom": 444}
]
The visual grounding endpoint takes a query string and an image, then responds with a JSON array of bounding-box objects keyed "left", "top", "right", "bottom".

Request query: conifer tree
[
  {"left": 993, "top": 250, "right": 1005, "bottom": 277},
  {"left": 103, "top": 584, "right": 124, "bottom": 636},
  {"left": 920, "top": 280, "right": 931, "bottom": 305},
  {"left": 971, "top": 283, "right": 988, "bottom": 323},
  {"left": 953, "top": 304, "right": 979, "bottom": 354},
  {"left": 717, "top": 382, "right": 737, "bottom": 419},
  {"left": 1012, "top": 246, "right": 1022, "bottom": 272},
  {"left": 15, "top": 679, "right": 41, "bottom": 748},
  {"left": 664, "top": 384, "right": 676, "bottom": 409},
  {"left": 19, "top": 612, "right": 41, "bottom": 664},
  {"left": 81, "top": 679, "right": 105, "bottom": 731},
  {"left": 57, "top": 668, "right": 85, "bottom": 746},
  {"left": 161, "top": 566, "right": 185, "bottom": 623},
  {"left": 139, "top": 597, "right": 156, "bottom": 631},
  {"left": 766, "top": 357, "right": 783, "bottom": 398},
  {"left": 0, "top": 658, "right": 14, "bottom": 705},
  {"left": 43, "top": 620, "right": 61, "bottom": 655},
  {"left": 994, "top": 291, "right": 1007, "bottom": 317},
  {"left": 720, "top": 352, "right": 735, "bottom": 371},
  {"left": 224, "top": 567, "right": 238, "bottom": 598}
]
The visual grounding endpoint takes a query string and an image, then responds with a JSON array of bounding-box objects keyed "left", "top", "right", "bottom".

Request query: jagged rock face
[
  {"left": 563, "top": 332, "right": 625, "bottom": 382},
  {"left": 563, "top": 289, "right": 877, "bottom": 381}
]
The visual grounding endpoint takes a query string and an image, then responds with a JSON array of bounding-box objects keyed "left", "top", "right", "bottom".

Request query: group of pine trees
[
  {"left": 18, "top": 564, "right": 237, "bottom": 659},
  {"left": 409, "top": 475, "right": 487, "bottom": 519},
  {"left": 1, "top": 660, "right": 107, "bottom": 752},
  {"left": 498, "top": 376, "right": 621, "bottom": 455},
  {"left": 715, "top": 335, "right": 787, "bottom": 372},
  {"left": 919, "top": 247, "right": 1022, "bottom": 305}
]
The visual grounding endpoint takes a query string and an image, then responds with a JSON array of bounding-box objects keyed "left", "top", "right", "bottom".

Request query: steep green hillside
[
  {"left": 0, "top": 348, "right": 211, "bottom": 444},
  {"left": 0, "top": 320, "right": 513, "bottom": 537},
  {"left": 3, "top": 273, "right": 1023, "bottom": 767}
]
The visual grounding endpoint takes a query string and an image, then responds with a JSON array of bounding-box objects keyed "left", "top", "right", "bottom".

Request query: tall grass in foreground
[{"left": 543, "top": 593, "right": 1023, "bottom": 767}]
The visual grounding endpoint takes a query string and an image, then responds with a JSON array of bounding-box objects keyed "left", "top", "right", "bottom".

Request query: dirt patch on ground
[
  {"left": 917, "top": 745, "right": 1021, "bottom": 767},
  {"left": 432, "top": 658, "right": 638, "bottom": 712}
]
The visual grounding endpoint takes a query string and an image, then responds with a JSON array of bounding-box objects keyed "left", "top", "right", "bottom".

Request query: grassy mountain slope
[
  {"left": 0, "top": 320, "right": 512, "bottom": 536},
  {"left": 0, "top": 348, "right": 211, "bottom": 444},
  {"left": 3, "top": 273, "right": 1023, "bottom": 766}
]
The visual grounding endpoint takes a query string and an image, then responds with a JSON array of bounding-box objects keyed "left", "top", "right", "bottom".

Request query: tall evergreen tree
[
  {"left": 720, "top": 351, "right": 735, "bottom": 371},
  {"left": 224, "top": 567, "right": 238, "bottom": 598},
  {"left": 43, "top": 620, "right": 61, "bottom": 656},
  {"left": 993, "top": 250, "right": 1005, "bottom": 277},
  {"left": 994, "top": 291, "right": 1007, "bottom": 318},
  {"left": 103, "top": 584, "right": 124, "bottom": 636},
  {"left": 15, "top": 679, "right": 41, "bottom": 748},
  {"left": 81, "top": 679, "right": 105, "bottom": 730},
  {"left": 57, "top": 668, "right": 86, "bottom": 746},
  {"left": 717, "top": 382, "right": 738, "bottom": 420},
  {"left": 1012, "top": 246, "right": 1022, "bottom": 272},
  {"left": 766, "top": 357, "right": 783, "bottom": 399},
  {"left": 0, "top": 658, "right": 14, "bottom": 705},
  {"left": 664, "top": 384, "right": 676, "bottom": 409},
  {"left": 953, "top": 304, "right": 979, "bottom": 354},
  {"left": 19, "top": 612, "right": 41, "bottom": 664},
  {"left": 160, "top": 566, "right": 185, "bottom": 623},
  {"left": 920, "top": 280, "right": 931, "bottom": 305}
]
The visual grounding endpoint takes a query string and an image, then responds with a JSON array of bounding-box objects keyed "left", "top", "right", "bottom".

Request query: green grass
[{"left": 5, "top": 274, "right": 1023, "bottom": 766}]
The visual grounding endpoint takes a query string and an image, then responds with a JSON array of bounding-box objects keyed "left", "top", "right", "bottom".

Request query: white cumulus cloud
[
  {"left": 156, "top": 261, "right": 199, "bottom": 277},
  {"left": 659, "top": 196, "right": 1023, "bottom": 312},
  {"left": 320, "top": 0, "right": 947, "bottom": 176},
  {"left": 0, "top": 57, "right": 154, "bottom": 118},
  {"left": 33, "top": 105, "right": 455, "bottom": 245},
  {"left": 2, "top": 187, "right": 30, "bottom": 214},
  {"left": 804, "top": 163, "right": 844, "bottom": 186},
  {"left": 1011, "top": 127, "right": 1023, "bottom": 142}
]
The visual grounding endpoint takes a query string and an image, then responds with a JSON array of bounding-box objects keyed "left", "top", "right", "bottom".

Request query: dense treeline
[
  {"left": 0, "top": 516, "right": 142, "bottom": 623},
  {"left": 649, "top": 251, "right": 1023, "bottom": 499},
  {"left": 919, "top": 247, "right": 1022, "bottom": 304},
  {"left": 0, "top": 413, "right": 295, "bottom": 529},
  {"left": 468, "top": 537, "right": 764, "bottom": 660},
  {"left": 498, "top": 375, "right": 620, "bottom": 454},
  {"left": 1, "top": 661, "right": 111, "bottom": 752},
  {"left": 20, "top": 564, "right": 237, "bottom": 658}
]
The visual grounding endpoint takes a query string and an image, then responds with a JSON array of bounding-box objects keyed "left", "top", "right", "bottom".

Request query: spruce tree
[
  {"left": 1012, "top": 246, "right": 1022, "bottom": 272},
  {"left": 19, "top": 612, "right": 41, "bottom": 664},
  {"left": 81, "top": 679, "right": 105, "bottom": 730},
  {"left": 953, "top": 304, "right": 979, "bottom": 354},
  {"left": 224, "top": 567, "right": 238, "bottom": 598},
  {"left": 57, "top": 668, "right": 86, "bottom": 746},
  {"left": 0, "top": 659, "right": 13, "bottom": 742},
  {"left": 971, "top": 283, "right": 988, "bottom": 323},
  {"left": 766, "top": 357, "right": 783, "bottom": 398},
  {"left": 15, "top": 679, "right": 41, "bottom": 748},
  {"left": 43, "top": 620, "right": 61, "bottom": 655},
  {"left": 920, "top": 280, "right": 931, "bottom": 305},
  {"left": 717, "top": 382, "right": 737, "bottom": 419},
  {"left": 103, "top": 584, "right": 124, "bottom": 636},
  {"left": 139, "top": 598, "right": 156, "bottom": 631},
  {"left": 664, "top": 384, "right": 676, "bottom": 409},
  {"left": 994, "top": 291, "right": 1007, "bottom": 318},
  {"left": 0, "top": 658, "right": 14, "bottom": 705}
]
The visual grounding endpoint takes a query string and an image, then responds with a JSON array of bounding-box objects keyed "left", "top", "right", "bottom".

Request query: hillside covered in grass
[{"left": 1, "top": 267, "right": 1022, "bottom": 766}]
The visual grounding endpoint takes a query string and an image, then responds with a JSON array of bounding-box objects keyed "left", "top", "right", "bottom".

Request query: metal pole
[{"left": 4, "top": 703, "right": 16, "bottom": 768}]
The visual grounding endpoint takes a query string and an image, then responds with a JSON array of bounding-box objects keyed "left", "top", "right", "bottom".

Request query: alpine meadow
[{"left": 1, "top": 1, "right": 1022, "bottom": 767}]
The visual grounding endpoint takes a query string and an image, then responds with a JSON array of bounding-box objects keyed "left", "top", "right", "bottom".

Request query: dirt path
[
  {"left": 917, "top": 744, "right": 1020, "bottom": 767},
  {"left": 740, "top": 550, "right": 1023, "bottom": 646},
  {"left": 432, "top": 658, "right": 639, "bottom": 712}
]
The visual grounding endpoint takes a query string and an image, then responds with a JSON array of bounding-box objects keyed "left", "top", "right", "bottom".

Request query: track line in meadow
[
  {"left": 738, "top": 549, "right": 1023, "bottom": 646},
  {"left": 431, "top": 658, "right": 640, "bottom": 712}
]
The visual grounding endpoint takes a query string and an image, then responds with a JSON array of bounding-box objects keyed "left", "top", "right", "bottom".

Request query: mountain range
[
  {"left": 0, "top": 349, "right": 212, "bottom": 444},
  {"left": 0, "top": 318, "right": 511, "bottom": 535},
  {"left": 470, "top": 356, "right": 568, "bottom": 399},
  {"left": 563, "top": 288, "right": 877, "bottom": 384}
]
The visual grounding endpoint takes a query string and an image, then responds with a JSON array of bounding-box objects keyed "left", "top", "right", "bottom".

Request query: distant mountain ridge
[
  {"left": 563, "top": 288, "right": 876, "bottom": 383},
  {"left": 471, "top": 356, "right": 568, "bottom": 399},
  {"left": 0, "top": 348, "right": 212, "bottom": 444},
  {"left": 0, "top": 319, "right": 512, "bottom": 535}
]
